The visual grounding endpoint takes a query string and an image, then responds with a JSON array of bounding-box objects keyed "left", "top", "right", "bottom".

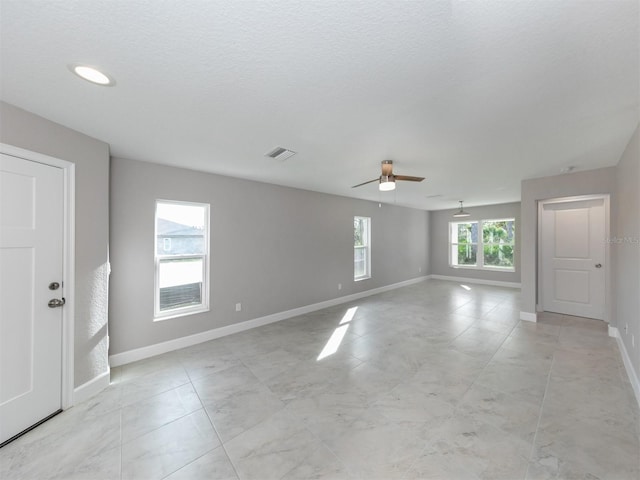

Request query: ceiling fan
[{"left": 352, "top": 160, "right": 425, "bottom": 191}]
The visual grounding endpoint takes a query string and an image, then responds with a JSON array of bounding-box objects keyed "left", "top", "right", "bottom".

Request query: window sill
[
  {"left": 354, "top": 276, "right": 371, "bottom": 282},
  {"left": 154, "top": 306, "right": 209, "bottom": 322},
  {"left": 450, "top": 265, "right": 515, "bottom": 273}
]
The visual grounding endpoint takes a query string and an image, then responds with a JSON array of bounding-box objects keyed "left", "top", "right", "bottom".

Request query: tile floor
[{"left": 1, "top": 280, "right": 638, "bottom": 479}]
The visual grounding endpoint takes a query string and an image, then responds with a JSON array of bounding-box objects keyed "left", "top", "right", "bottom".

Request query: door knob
[
  {"left": 48, "top": 298, "right": 66, "bottom": 308},
  {"left": 595, "top": 264, "right": 602, "bottom": 268}
]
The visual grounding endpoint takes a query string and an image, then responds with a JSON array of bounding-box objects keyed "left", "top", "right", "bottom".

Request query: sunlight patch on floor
[{"left": 317, "top": 306, "right": 358, "bottom": 360}]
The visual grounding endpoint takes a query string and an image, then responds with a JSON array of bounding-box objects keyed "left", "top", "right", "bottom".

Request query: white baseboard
[
  {"left": 428, "top": 274, "right": 521, "bottom": 289},
  {"left": 73, "top": 368, "right": 110, "bottom": 405},
  {"left": 520, "top": 311, "right": 538, "bottom": 322},
  {"left": 109, "top": 276, "right": 429, "bottom": 367},
  {"left": 608, "top": 326, "right": 640, "bottom": 409}
]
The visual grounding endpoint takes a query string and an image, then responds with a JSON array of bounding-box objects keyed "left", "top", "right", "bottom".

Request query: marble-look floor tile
[
  {"left": 456, "top": 383, "right": 540, "bottom": 445},
  {"left": 373, "top": 381, "right": 455, "bottom": 421},
  {"left": 264, "top": 360, "right": 350, "bottom": 403},
  {"left": 2, "top": 410, "right": 121, "bottom": 480},
  {"left": 338, "top": 361, "right": 406, "bottom": 401},
  {"left": 241, "top": 347, "right": 305, "bottom": 382},
  {"left": 562, "top": 315, "right": 608, "bottom": 332},
  {"left": 61, "top": 382, "right": 123, "bottom": 422},
  {"left": 165, "top": 446, "right": 238, "bottom": 480},
  {"left": 550, "top": 348, "right": 621, "bottom": 380},
  {"left": 507, "top": 322, "right": 561, "bottom": 348},
  {"left": 536, "top": 312, "right": 566, "bottom": 327},
  {"left": 405, "top": 368, "right": 478, "bottom": 406},
  {"left": 530, "top": 416, "right": 640, "bottom": 480},
  {"left": 475, "top": 361, "right": 551, "bottom": 406},
  {"left": 121, "top": 409, "right": 220, "bottom": 480},
  {"left": 454, "top": 302, "right": 500, "bottom": 320},
  {"left": 420, "top": 413, "right": 531, "bottom": 480},
  {"left": 430, "top": 313, "right": 478, "bottom": 336},
  {"left": 490, "top": 344, "right": 554, "bottom": 374},
  {"left": 283, "top": 389, "right": 371, "bottom": 443},
  {"left": 405, "top": 451, "right": 482, "bottom": 480},
  {"left": 191, "top": 364, "right": 261, "bottom": 401},
  {"left": 324, "top": 409, "right": 426, "bottom": 479},
  {"left": 179, "top": 341, "right": 243, "bottom": 381},
  {"left": 557, "top": 326, "right": 617, "bottom": 351},
  {"left": 281, "top": 443, "right": 356, "bottom": 480},
  {"left": 121, "top": 383, "right": 202, "bottom": 443},
  {"left": 203, "top": 382, "right": 285, "bottom": 442},
  {"left": 448, "top": 327, "right": 508, "bottom": 359},
  {"left": 3, "top": 280, "right": 637, "bottom": 480},
  {"left": 119, "top": 351, "right": 184, "bottom": 382},
  {"left": 119, "top": 365, "right": 191, "bottom": 408},
  {"left": 224, "top": 410, "right": 324, "bottom": 480},
  {"left": 542, "top": 373, "right": 637, "bottom": 422},
  {"left": 52, "top": 445, "right": 121, "bottom": 480}
]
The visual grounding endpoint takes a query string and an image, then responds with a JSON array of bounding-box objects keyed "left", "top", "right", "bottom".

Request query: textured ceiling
[{"left": 1, "top": 0, "right": 638, "bottom": 210}]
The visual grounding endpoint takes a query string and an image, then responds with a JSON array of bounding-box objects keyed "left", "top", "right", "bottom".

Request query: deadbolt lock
[{"left": 49, "top": 282, "right": 60, "bottom": 290}]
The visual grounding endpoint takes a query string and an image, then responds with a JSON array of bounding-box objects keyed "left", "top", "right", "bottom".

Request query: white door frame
[
  {"left": 0, "top": 143, "right": 75, "bottom": 409},
  {"left": 537, "top": 194, "right": 611, "bottom": 323}
]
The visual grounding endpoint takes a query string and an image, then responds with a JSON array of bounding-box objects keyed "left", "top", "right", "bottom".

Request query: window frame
[
  {"left": 449, "top": 217, "right": 515, "bottom": 272},
  {"left": 354, "top": 216, "right": 371, "bottom": 281},
  {"left": 450, "top": 220, "right": 479, "bottom": 268},
  {"left": 154, "top": 199, "right": 210, "bottom": 321}
]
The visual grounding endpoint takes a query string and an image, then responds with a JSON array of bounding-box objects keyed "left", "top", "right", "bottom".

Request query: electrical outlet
[
  {"left": 418, "top": 267, "right": 422, "bottom": 273},
  {"left": 235, "top": 303, "right": 241, "bottom": 312},
  {"left": 625, "top": 323, "right": 629, "bottom": 334},
  {"left": 338, "top": 283, "right": 342, "bottom": 291}
]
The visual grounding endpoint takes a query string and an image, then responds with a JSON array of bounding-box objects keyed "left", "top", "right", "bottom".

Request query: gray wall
[
  {"left": 613, "top": 125, "right": 639, "bottom": 379},
  {"left": 429, "top": 202, "right": 521, "bottom": 284},
  {"left": 0, "top": 101, "right": 110, "bottom": 387},
  {"left": 109, "top": 158, "right": 429, "bottom": 355},
  {"left": 520, "top": 167, "right": 617, "bottom": 316}
]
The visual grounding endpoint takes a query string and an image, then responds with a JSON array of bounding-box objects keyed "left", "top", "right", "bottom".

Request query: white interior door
[
  {"left": 541, "top": 198, "right": 606, "bottom": 320},
  {"left": 0, "top": 154, "right": 64, "bottom": 444}
]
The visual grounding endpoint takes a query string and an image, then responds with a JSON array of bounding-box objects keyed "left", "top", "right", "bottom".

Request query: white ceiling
[{"left": 1, "top": 0, "right": 638, "bottom": 210}]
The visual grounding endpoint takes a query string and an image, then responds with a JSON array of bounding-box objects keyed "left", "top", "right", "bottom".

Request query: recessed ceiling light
[{"left": 69, "top": 64, "right": 115, "bottom": 86}]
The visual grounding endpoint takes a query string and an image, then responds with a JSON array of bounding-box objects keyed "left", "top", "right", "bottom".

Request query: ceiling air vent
[{"left": 265, "top": 146, "right": 297, "bottom": 161}]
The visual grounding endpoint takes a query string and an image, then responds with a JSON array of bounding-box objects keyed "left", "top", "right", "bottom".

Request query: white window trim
[
  {"left": 154, "top": 200, "right": 210, "bottom": 321},
  {"left": 449, "top": 217, "right": 516, "bottom": 272},
  {"left": 354, "top": 216, "right": 371, "bottom": 281}
]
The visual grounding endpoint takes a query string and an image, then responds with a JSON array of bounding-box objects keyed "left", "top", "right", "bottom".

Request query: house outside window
[
  {"left": 450, "top": 218, "right": 515, "bottom": 271},
  {"left": 155, "top": 200, "right": 210, "bottom": 319},
  {"left": 354, "top": 216, "right": 371, "bottom": 280}
]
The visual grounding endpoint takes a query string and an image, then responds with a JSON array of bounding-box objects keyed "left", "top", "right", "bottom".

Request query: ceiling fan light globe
[{"left": 379, "top": 176, "right": 396, "bottom": 191}]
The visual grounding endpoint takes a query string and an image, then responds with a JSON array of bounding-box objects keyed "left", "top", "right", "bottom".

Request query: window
[
  {"left": 155, "top": 200, "right": 210, "bottom": 319},
  {"left": 482, "top": 219, "right": 515, "bottom": 268},
  {"left": 354, "top": 216, "right": 371, "bottom": 280},
  {"left": 450, "top": 218, "right": 515, "bottom": 271}
]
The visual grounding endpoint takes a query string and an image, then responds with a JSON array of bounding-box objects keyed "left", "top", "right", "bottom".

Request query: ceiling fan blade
[
  {"left": 351, "top": 178, "right": 380, "bottom": 188},
  {"left": 395, "top": 175, "right": 425, "bottom": 182}
]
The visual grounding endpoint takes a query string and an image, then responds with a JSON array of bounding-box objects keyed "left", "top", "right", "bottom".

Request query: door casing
[
  {"left": 537, "top": 194, "right": 611, "bottom": 323},
  {"left": 0, "top": 143, "right": 75, "bottom": 409}
]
